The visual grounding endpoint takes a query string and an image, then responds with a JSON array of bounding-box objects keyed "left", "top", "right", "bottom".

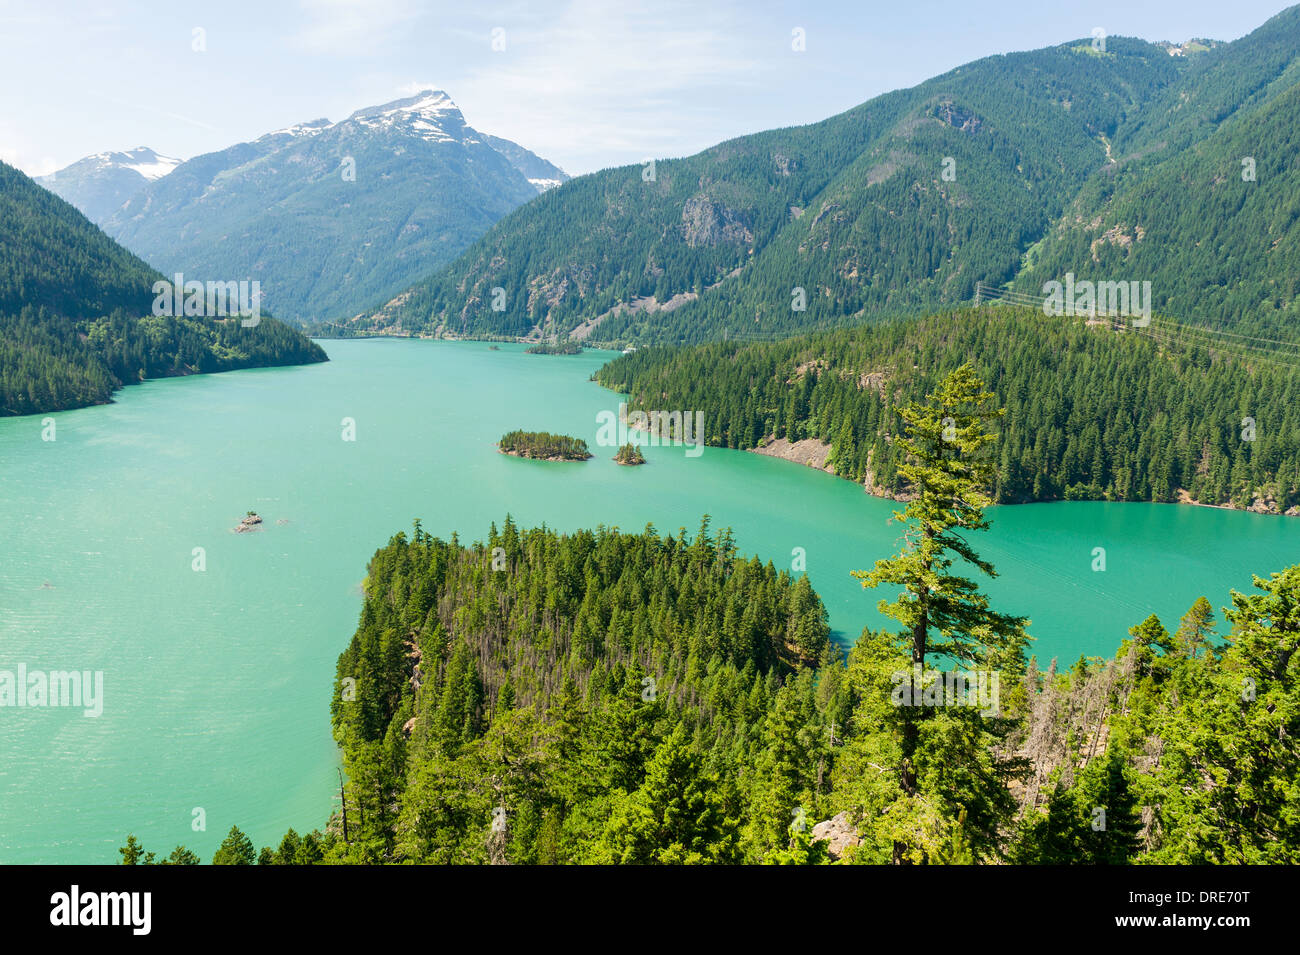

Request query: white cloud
[
  {"left": 0, "top": 144, "right": 59, "bottom": 177},
  {"left": 452, "top": 0, "right": 767, "bottom": 172},
  {"left": 396, "top": 80, "right": 449, "bottom": 97}
]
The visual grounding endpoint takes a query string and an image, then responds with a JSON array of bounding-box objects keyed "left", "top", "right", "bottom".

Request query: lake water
[{"left": 1, "top": 339, "right": 1296, "bottom": 863}]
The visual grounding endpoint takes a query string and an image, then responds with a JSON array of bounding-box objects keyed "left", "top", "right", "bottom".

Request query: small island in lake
[
  {"left": 524, "top": 340, "right": 582, "bottom": 355},
  {"left": 613, "top": 443, "right": 646, "bottom": 465},
  {"left": 234, "top": 511, "right": 263, "bottom": 533},
  {"left": 498, "top": 430, "right": 592, "bottom": 461}
]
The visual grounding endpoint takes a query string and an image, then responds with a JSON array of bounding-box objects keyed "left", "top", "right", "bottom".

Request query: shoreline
[
  {"left": 498, "top": 447, "right": 592, "bottom": 462},
  {"left": 748, "top": 435, "right": 1298, "bottom": 517}
]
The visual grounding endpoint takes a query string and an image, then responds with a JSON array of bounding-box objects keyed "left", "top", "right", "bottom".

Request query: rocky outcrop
[
  {"left": 936, "top": 102, "right": 983, "bottom": 134},
  {"left": 234, "top": 512, "right": 263, "bottom": 533},
  {"left": 571, "top": 291, "right": 698, "bottom": 340},
  {"left": 810, "top": 811, "right": 862, "bottom": 860},
  {"left": 749, "top": 437, "right": 833, "bottom": 471},
  {"left": 681, "top": 195, "right": 752, "bottom": 248},
  {"left": 1176, "top": 488, "right": 1300, "bottom": 517}
]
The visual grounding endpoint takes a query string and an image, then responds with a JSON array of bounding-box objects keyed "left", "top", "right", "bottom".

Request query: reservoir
[{"left": 1, "top": 339, "right": 1295, "bottom": 862}]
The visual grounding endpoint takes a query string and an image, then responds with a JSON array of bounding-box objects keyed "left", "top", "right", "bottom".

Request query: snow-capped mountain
[
  {"left": 95, "top": 90, "right": 568, "bottom": 323},
  {"left": 37, "top": 147, "right": 182, "bottom": 225},
  {"left": 345, "top": 90, "right": 468, "bottom": 143}
]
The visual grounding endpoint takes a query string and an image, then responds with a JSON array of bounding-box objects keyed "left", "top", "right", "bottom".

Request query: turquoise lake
[{"left": 1, "top": 338, "right": 1296, "bottom": 863}]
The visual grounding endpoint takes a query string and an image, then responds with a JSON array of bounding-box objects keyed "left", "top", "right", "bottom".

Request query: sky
[{"left": 0, "top": 0, "right": 1294, "bottom": 178}]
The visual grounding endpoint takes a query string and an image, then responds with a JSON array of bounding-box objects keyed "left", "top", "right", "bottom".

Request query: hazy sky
[{"left": 1, "top": 0, "right": 1293, "bottom": 178}]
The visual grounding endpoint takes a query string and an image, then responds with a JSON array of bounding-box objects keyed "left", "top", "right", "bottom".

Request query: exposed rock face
[
  {"left": 571, "top": 291, "right": 699, "bottom": 340},
  {"left": 1090, "top": 223, "right": 1145, "bottom": 261},
  {"left": 810, "top": 811, "right": 862, "bottom": 860},
  {"left": 681, "top": 195, "right": 752, "bottom": 248},
  {"left": 1176, "top": 488, "right": 1300, "bottom": 517},
  {"left": 749, "top": 437, "right": 833, "bottom": 471},
  {"left": 857, "top": 370, "right": 889, "bottom": 397},
  {"left": 936, "top": 102, "right": 983, "bottom": 134}
]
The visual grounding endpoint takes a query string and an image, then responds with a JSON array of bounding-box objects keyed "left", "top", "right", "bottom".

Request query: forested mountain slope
[
  {"left": 354, "top": 39, "right": 1181, "bottom": 342},
  {"left": 352, "top": 6, "right": 1300, "bottom": 345},
  {"left": 1012, "top": 6, "right": 1300, "bottom": 336},
  {"left": 1, "top": 161, "right": 325, "bottom": 416}
]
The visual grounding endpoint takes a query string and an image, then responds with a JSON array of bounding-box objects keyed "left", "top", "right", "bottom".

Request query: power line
[
  {"left": 1138, "top": 325, "right": 1300, "bottom": 370},
  {"left": 974, "top": 282, "right": 1300, "bottom": 366},
  {"left": 977, "top": 281, "right": 1300, "bottom": 348}
]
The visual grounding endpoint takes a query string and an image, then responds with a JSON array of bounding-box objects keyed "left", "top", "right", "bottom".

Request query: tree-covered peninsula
[
  {"left": 596, "top": 306, "right": 1300, "bottom": 513},
  {"left": 498, "top": 430, "right": 592, "bottom": 460}
]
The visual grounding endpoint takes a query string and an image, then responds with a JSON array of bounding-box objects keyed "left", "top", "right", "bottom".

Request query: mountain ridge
[
  {"left": 344, "top": 8, "right": 1300, "bottom": 345},
  {"left": 37, "top": 146, "right": 182, "bottom": 225},
  {"left": 45, "top": 90, "right": 568, "bottom": 325}
]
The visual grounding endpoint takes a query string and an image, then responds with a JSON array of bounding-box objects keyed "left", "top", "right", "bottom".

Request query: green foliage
[
  {"left": 117, "top": 830, "right": 321, "bottom": 866},
  {"left": 525, "top": 339, "right": 582, "bottom": 354},
  {"left": 160, "top": 845, "right": 201, "bottom": 865},
  {"left": 588, "top": 725, "right": 737, "bottom": 864},
  {"left": 1015, "top": 7, "right": 1300, "bottom": 337},
  {"left": 348, "top": 12, "right": 1300, "bottom": 349},
  {"left": 498, "top": 430, "right": 592, "bottom": 460},
  {"left": 613, "top": 443, "right": 645, "bottom": 465},
  {"left": 1138, "top": 568, "right": 1300, "bottom": 862},
  {"left": 854, "top": 364, "right": 1028, "bottom": 666},
  {"left": 0, "top": 161, "right": 158, "bottom": 319},
  {"left": 290, "top": 505, "right": 1299, "bottom": 864},
  {"left": 355, "top": 38, "right": 1185, "bottom": 343},
  {"left": 1016, "top": 749, "right": 1143, "bottom": 864},
  {"left": 210, "top": 826, "right": 257, "bottom": 865},
  {"left": 838, "top": 366, "right": 1027, "bottom": 863},
  {"left": 323, "top": 517, "right": 837, "bottom": 863},
  {"left": 117, "top": 834, "right": 153, "bottom": 866},
  {"left": 596, "top": 306, "right": 1300, "bottom": 509},
  {"left": 177, "top": 511, "right": 1300, "bottom": 864},
  {"left": 0, "top": 160, "right": 326, "bottom": 416}
]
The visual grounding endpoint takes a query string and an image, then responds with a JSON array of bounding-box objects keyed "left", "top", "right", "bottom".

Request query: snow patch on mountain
[
  {"left": 344, "top": 90, "right": 467, "bottom": 144},
  {"left": 85, "top": 147, "right": 182, "bottom": 181},
  {"left": 263, "top": 119, "right": 332, "bottom": 140}
]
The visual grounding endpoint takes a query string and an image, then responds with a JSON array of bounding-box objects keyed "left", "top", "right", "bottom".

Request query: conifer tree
[
  {"left": 849, "top": 364, "right": 1028, "bottom": 863},
  {"left": 1174, "top": 596, "right": 1217, "bottom": 660},
  {"left": 854, "top": 363, "right": 1028, "bottom": 668},
  {"left": 211, "top": 825, "right": 256, "bottom": 865}
]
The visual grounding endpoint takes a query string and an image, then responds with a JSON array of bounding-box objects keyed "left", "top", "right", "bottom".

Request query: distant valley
[
  {"left": 0, "top": 160, "right": 324, "bottom": 416},
  {"left": 40, "top": 91, "right": 568, "bottom": 325}
]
